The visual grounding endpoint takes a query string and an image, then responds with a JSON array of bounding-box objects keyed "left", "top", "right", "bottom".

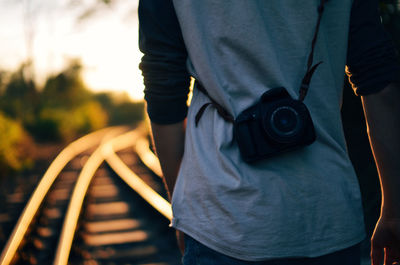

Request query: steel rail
[
  {"left": 55, "top": 129, "right": 172, "bottom": 265},
  {"left": 53, "top": 128, "right": 129, "bottom": 265},
  {"left": 134, "top": 136, "right": 163, "bottom": 177},
  {"left": 0, "top": 127, "right": 127, "bottom": 265}
]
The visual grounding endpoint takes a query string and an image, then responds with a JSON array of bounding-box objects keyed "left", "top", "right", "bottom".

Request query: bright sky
[{"left": 0, "top": 0, "right": 144, "bottom": 100}]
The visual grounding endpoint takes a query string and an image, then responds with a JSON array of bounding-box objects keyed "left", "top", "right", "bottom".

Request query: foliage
[
  {"left": 32, "top": 101, "right": 108, "bottom": 142},
  {"left": 27, "top": 60, "right": 110, "bottom": 142},
  {"left": 94, "top": 92, "right": 145, "bottom": 126},
  {"left": 0, "top": 64, "right": 39, "bottom": 126},
  {"left": 0, "top": 112, "right": 33, "bottom": 176},
  {"left": 41, "top": 60, "right": 91, "bottom": 109},
  {"left": 0, "top": 59, "right": 145, "bottom": 173},
  {"left": 24, "top": 60, "right": 112, "bottom": 142}
]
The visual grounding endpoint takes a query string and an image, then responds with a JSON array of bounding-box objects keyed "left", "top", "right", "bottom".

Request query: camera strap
[
  {"left": 195, "top": 88, "right": 235, "bottom": 125},
  {"left": 195, "top": 0, "right": 327, "bottom": 126},
  {"left": 298, "top": 0, "right": 326, "bottom": 101}
]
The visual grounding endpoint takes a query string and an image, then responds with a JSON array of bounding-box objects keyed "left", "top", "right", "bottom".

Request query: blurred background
[
  {"left": 0, "top": 0, "right": 399, "bottom": 261},
  {"left": 0, "top": 0, "right": 145, "bottom": 176}
]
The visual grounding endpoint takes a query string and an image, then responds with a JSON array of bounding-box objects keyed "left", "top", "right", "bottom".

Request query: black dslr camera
[{"left": 233, "top": 87, "right": 316, "bottom": 163}]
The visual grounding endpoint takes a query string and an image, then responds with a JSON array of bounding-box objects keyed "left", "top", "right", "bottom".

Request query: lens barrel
[{"left": 262, "top": 101, "right": 305, "bottom": 144}]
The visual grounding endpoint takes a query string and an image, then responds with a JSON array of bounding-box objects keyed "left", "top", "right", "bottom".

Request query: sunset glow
[{"left": 0, "top": 0, "right": 144, "bottom": 101}]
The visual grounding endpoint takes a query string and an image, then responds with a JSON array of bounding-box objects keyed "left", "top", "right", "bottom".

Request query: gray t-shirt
[{"left": 169, "top": 0, "right": 366, "bottom": 261}]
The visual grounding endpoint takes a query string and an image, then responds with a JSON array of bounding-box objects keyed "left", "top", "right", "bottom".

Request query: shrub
[
  {"left": 35, "top": 101, "right": 108, "bottom": 142},
  {"left": 0, "top": 112, "right": 33, "bottom": 176}
]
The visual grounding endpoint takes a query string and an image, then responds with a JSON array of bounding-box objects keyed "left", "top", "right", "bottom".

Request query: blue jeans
[{"left": 182, "top": 235, "right": 360, "bottom": 265}]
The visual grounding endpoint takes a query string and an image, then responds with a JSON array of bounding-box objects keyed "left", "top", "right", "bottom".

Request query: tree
[
  {"left": 41, "top": 60, "right": 91, "bottom": 109},
  {"left": 0, "top": 64, "right": 39, "bottom": 126}
]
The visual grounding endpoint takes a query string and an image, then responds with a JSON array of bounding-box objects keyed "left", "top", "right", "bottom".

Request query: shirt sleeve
[
  {"left": 346, "top": 0, "right": 400, "bottom": 96},
  {"left": 138, "top": 0, "right": 191, "bottom": 124}
]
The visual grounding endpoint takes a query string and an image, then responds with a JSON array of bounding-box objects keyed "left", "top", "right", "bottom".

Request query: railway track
[{"left": 0, "top": 126, "right": 181, "bottom": 265}]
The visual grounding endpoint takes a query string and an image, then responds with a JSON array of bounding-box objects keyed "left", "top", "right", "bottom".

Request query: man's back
[
  {"left": 162, "top": 0, "right": 363, "bottom": 260},
  {"left": 139, "top": 0, "right": 400, "bottom": 263}
]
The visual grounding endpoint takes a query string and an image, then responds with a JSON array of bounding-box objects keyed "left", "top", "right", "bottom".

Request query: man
[{"left": 138, "top": 0, "right": 400, "bottom": 264}]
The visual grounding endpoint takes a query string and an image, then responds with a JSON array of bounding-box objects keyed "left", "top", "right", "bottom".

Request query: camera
[{"left": 233, "top": 87, "right": 316, "bottom": 163}]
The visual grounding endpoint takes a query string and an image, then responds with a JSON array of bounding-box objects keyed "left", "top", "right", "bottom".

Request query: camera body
[{"left": 233, "top": 87, "right": 316, "bottom": 163}]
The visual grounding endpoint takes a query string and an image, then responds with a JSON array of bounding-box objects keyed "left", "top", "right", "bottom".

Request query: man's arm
[
  {"left": 150, "top": 121, "right": 186, "bottom": 199},
  {"left": 346, "top": 0, "right": 400, "bottom": 264},
  {"left": 138, "top": 0, "right": 190, "bottom": 252},
  {"left": 138, "top": 0, "right": 191, "bottom": 197},
  {"left": 150, "top": 119, "right": 187, "bottom": 253},
  {"left": 361, "top": 82, "right": 400, "bottom": 265}
]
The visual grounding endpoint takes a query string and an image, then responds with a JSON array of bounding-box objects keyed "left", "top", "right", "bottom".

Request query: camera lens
[
  {"left": 271, "top": 106, "right": 300, "bottom": 135},
  {"left": 262, "top": 104, "right": 304, "bottom": 144}
]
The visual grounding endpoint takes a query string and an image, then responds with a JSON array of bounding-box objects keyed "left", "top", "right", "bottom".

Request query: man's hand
[
  {"left": 371, "top": 217, "right": 400, "bottom": 265},
  {"left": 361, "top": 82, "right": 400, "bottom": 265}
]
